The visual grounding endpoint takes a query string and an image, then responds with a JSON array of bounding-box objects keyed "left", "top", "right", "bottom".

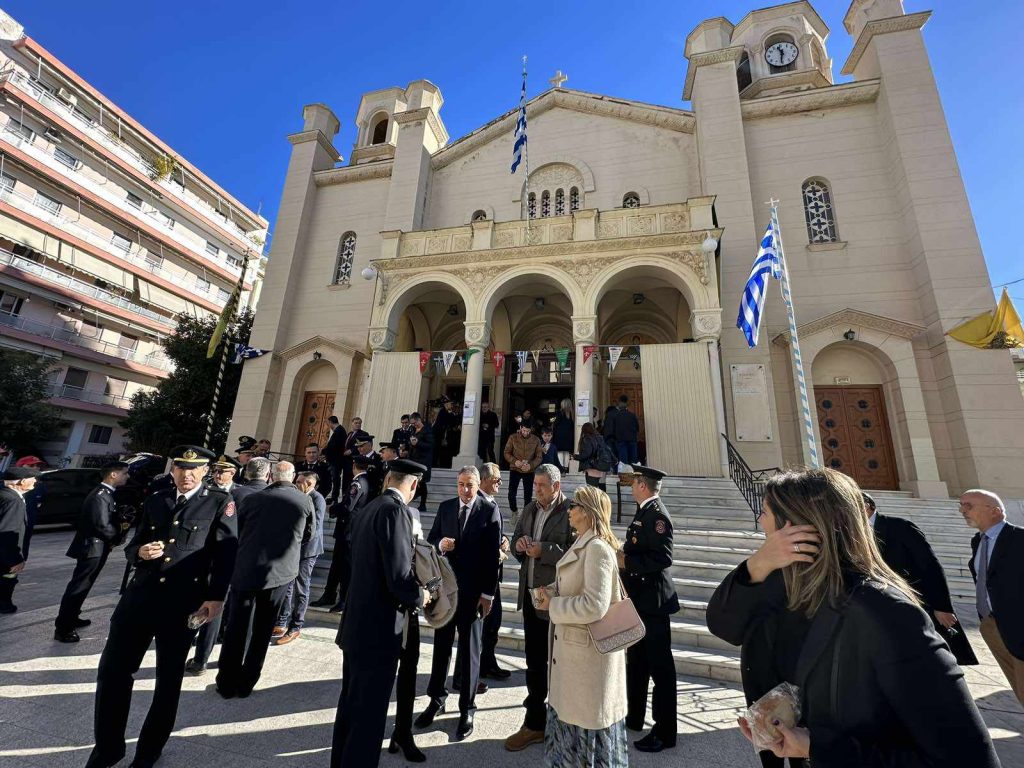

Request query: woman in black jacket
[
  {"left": 573, "top": 423, "right": 610, "bottom": 491},
  {"left": 552, "top": 398, "right": 575, "bottom": 470},
  {"left": 707, "top": 468, "right": 1000, "bottom": 768}
]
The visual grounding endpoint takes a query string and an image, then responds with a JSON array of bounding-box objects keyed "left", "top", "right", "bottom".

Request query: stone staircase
[{"left": 308, "top": 470, "right": 975, "bottom": 685}]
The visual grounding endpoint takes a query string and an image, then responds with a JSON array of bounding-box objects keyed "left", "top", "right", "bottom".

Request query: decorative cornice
[
  {"left": 432, "top": 88, "right": 695, "bottom": 171},
  {"left": 287, "top": 129, "right": 342, "bottom": 161},
  {"left": 349, "top": 143, "right": 396, "bottom": 164},
  {"left": 732, "top": 1, "right": 829, "bottom": 42},
  {"left": 739, "top": 69, "right": 832, "bottom": 100},
  {"left": 279, "top": 334, "right": 366, "bottom": 361},
  {"left": 683, "top": 45, "right": 746, "bottom": 101},
  {"left": 314, "top": 161, "right": 394, "bottom": 187},
  {"left": 394, "top": 106, "right": 449, "bottom": 147},
  {"left": 772, "top": 308, "right": 926, "bottom": 346},
  {"left": 841, "top": 11, "right": 932, "bottom": 76},
  {"left": 741, "top": 79, "right": 880, "bottom": 120}
]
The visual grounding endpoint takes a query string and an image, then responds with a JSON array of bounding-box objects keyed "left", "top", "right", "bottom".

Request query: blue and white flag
[
  {"left": 231, "top": 343, "right": 270, "bottom": 364},
  {"left": 737, "top": 222, "right": 782, "bottom": 348},
  {"left": 510, "top": 61, "right": 527, "bottom": 174}
]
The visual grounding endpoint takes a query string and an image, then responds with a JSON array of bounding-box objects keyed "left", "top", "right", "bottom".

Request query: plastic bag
[{"left": 744, "top": 682, "right": 801, "bottom": 751}]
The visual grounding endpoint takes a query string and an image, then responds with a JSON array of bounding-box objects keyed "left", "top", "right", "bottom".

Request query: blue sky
[{"left": 5, "top": 0, "right": 1021, "bottom": 302}]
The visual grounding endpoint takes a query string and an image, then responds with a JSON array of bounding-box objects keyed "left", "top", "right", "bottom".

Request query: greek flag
[
  {"left": 510, "top": 64, "right": 527, "bottom": 174},
  {"left": 737, "top": 222, "right": 782, "bottom": 348},
  {"left": 231, "top": 343, "right": 269, "bottom": 364}
]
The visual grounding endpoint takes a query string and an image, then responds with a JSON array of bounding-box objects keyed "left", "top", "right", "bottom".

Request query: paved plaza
[{"left": 1, "top": 529, "right": 1022, "bottom": 767}]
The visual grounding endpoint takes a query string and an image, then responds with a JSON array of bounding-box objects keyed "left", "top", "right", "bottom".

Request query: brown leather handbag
[{"left": 587, "top": 560, "right": 646, "bottom": 654}]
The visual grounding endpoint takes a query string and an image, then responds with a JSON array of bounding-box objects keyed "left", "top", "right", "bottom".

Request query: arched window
[
  {"left": 802, "top": 179, "right": 838, "bottom": 243},
  {"left": 528, "top": 193, "right": 537, "bottom": 219},
  {"left": 764, "top": 33, "right": 799, "bottom": 75},
  {"left": 555, "top": 188, "right": 565, "bottom": 216},
  {"left": 471, "top": 209, "right": 488, "bottom": 222},
  {"left": 370, "top": 116, "right": 389, "bottom": 145},
  {"left": 541, "top": 190, "right": 551, "bottom": 217},
  {"left": 569, "top": 186, "right": 580, "bottom": 212},
  {"left": 623, "top": 192, "right": 640, "bottom": 209},
  {"left": 736, "top": 52, "right": 752, "bottom": 92},
  {"left": 334, "top": 231, "right": 356, "bottom": 284}
]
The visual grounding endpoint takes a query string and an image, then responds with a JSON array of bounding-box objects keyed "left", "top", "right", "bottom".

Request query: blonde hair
[
  {"left": 764, "top": 467, "right": 918, "bottom": 617},
  {"left": 572, "top": 485, "right": 621, "bottom": 551}
]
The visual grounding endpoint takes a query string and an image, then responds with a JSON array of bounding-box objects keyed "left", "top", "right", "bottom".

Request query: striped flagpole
[
  {"left": 769, "top": 201, "right": 821, "bottom": 469},
  {"left": 204, "top": 251, "right": 251, "bottom": 449}
]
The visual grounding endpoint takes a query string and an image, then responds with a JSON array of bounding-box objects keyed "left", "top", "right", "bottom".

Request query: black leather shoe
[
  {"left": 310, "top": 595, "right": 335, "bottom": 608},
  {"left": 184, "top": 659, "right": 207, "bottom": 676},
  {"left": 0, "top": 603, "right": 17, "bottom": 614},
  {"left": 634, "top": 731, "right": 675, "bottom": 752},
  {"left": 454, "top": 713, "right": 474, "bottom": 741},
  {"left": 74, "top": 618, "right": 92, "bottom": 628},
  {"left": 84, "top": 749, "right": 123, "bottom": 768},
  {"left": 54, "top": 629, "right": 80, "bottom": 643},
  {"left": 481, "top": 666, "right": 511, "bottom": 680},
  {"left": 329, "top": 600, "right": 345, "bottom": 613},
  {"left": 388, "top": 731, "right": 426, "bottom": 762},
  {"left": 215, "top": 685, "right": 236, "bottom": 699},
  {"left": 414, "top": 699, "right": 445, "bottom": 728},
  {"left": 129, "top": 754, "right": 159, "bottom": 768},
  {"left": 625, "top": 719, "right": 645, "bottom": 731}
]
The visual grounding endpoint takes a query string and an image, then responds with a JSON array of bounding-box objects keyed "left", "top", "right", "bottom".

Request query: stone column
[
  {"left": 572, "top": 315, "right": 599, "bottom": 453},
  {"left": 453, "top": 322, "right": 490, "bottom": 468},
  {"left": 693, "top": 309, "right": 728, "bottom": 478}
]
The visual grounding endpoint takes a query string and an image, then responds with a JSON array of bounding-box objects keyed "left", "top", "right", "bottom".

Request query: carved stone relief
[
  {"left": 551, "top": 224, "right": 573, "bottom": 243},
  {"left": 368, "top": 327, "right": 397, "bottom": 351},
  {"left": 528, "top": 162, "right": 584, "bottom": 191},
  {"left": 598, "top": 220, "right": 622, "bottom": 238},
  {"left": 426, "top": 236, "right": 450, "bottom": 254},
  {"left": 661, "top": 211, "right": 690, "bottom": 233},
  {"left": 628, "top": 215, "right": 656, "bottom": 236},
  {"left": 495, "top": 230, "right": 516, "bottom": 248},
  {"left": 399, "top": 238, "right": 424, "bottom": 257},
  {"left": 451, "top": 234, "right": 472, "bottom": 251},
  {"left": 665, "top": 250, "right": 710, "bottom": 285}
]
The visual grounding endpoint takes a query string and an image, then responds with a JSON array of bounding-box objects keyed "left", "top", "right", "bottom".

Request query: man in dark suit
[
  {"left": 620, "top": 464, "right": 679, "bottom": 753},
  {"left": 215, "top": 461, "right": 312, "bottom": 698},
  {"left": 0, "top": 466, "right": 39, "bottom": 614},
  {"left": 87, "top": 446, "right": 237, "bottom": 768},
  {"left": 864, "top": 492, "right": 977, "bottom": 666},
  {"left": 504, "top": 464, "right": 573, "bottom": 752},
  {"left": 331, "top": 459, "right": 429, "bottom": 768},
  {"left": 296, "top": 443, "right": 333, "bottom": 500},
  {"left": 340, "top": 417, "right": 363, "bottom": 490},
  {"left": 54, "top": 462, "right": 131, "bottom": 642},
  {"left": 391, "top": 414, "right": 414, "bottom": 452},
  {"left": 415, "top": 465, "right": 501, "bottom": 740},
  {"left": 321, "top": 416, "right": 347, "bottom": 503},
  {"left": 962, "top": 489, "right": 1024, "bottom": 704},
  {"left": 273, "top": 470, "right": 326, "bottom": 644},
  {"left": 408, "top": 411, "right": 434, "bottom": 509}
]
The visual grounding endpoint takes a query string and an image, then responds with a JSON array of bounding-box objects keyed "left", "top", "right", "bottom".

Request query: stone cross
[{"left": 549, "top": 70, "right": 568, "bottom": 89}]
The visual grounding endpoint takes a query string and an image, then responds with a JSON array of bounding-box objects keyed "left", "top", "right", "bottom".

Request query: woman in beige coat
[{"left": 533, "top": 485, "right": 628, "bottom": 767}]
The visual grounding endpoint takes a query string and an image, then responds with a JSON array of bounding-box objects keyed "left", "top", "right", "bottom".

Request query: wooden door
[
  {"left": 815, "top": 386, "right": 898, "bottom": 491},
  {"left": 610, "top": 383, "right": 646, "bottom": 444},
  {"left": 295, "top": 391, "right": 336, "bottom": 456}
]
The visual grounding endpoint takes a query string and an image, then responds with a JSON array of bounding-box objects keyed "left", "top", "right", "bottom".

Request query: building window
[
  {"left": 34, "top": 192, "right": 63, "bottom": 216},
  {"left": 80, "top": 319, "right": 101, "bottom": 338},
  {"left": 541, "top": 190, "right": 550, "bottom": 217},
  {"left": 104, "top": 377, "right": 128, "bottom": 398},
  {"left": 111, "top": 233, "right": 132, "bottom": 253},
  {"left": 569, "top": 186, "right": 580, "bottom": 212},
  {"left": 126, "top": 192, "right": 143, "bottom": 209},
  {"left": 737, "top": 52, "right": 753, "bottom": 92},
  {"left": 159, "top": 213, "right": 175, "bottom": 230},
  {"left": 802, "top": 178, "right": 839, "bottom": 243},
  {"left": 144, "top": 252, "right": 163, "bottom": 270},
  {"left": 226, "top": 253, "right": 242, "bottom": 268},
  {"left": 218, "top": 287, "right": 231, "bottom": 302},
  {"left": 0, "top": 172, "right": 14, "bottom": 197},
  {"left": 0, "top": 290, "right": 24, "bottom": 316},
  {"left": 54, "top": 146, "right": 80, "bottom": 170},
  {"left": 119, "top": 333, "right": 139, "bottom": 352},
  {"left": 528, "top": 193, "right": 537, "bottom": 219},
  {"left": 196, "top": 277, "right": 211, "bottom": 293},
  {"left": 205, "top": 240, "right": 219, "bottom": 257},
  {"left": 370, "top": 116, "right": 389, "bottom": 145},
  {"left": 623, "top": 192, "right": 640, "bottom": 208},
  {"left": 63, "top": 367, "right": 89, "bottom": 390},
  {"left": 88, "top": 425, "right": 113, "bottom": 444},
  {"left": 555, "top": 189, "right": 565, "bottom": 216},
  {"left": 334, "top": 231, "right": 356, "bottom": 284},
  {"left": 5, "top": 119, "right": 33, "bottom": 143},
  {"left": 471, "top": 210, "right": 488, "bottom": 222}
]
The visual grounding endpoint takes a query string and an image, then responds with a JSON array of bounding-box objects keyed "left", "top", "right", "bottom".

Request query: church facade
[{"left": 230, "top": 0, "right": 1024, "bottom": 500}]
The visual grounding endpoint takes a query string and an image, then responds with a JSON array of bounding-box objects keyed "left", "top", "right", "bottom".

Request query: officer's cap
[
  {"left": 353, "top": 454, "right": 374, "bottom": 469},
  {"left": 3, "top": 466, "right": 40, "bottom": 480},
  {"left": 100, "top": 461, "right": 130, "bottom": 472},
  {"left": 379, "top": 441, "right": 399, "bottom": 451},
  {"left": 212, "top": 454, "right": 241, "bottom": 471},
  {"left": 170, "top": 445, "right": 215, "bottom": 468},
  {"left": 387, "top": 459, "right": 427, "bottom": 477},
  {"left": 353, "top": 431, "right": 374, "bottom": 447},
  {"left": 629, "top": 464, "right": 667, "bottom": 481}
]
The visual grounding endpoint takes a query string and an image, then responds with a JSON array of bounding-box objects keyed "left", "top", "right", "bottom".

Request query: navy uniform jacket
[
  {"left": 231, "top": 482, "right": 313, "bottom": 591},
  {"left": 0, "top": 486, "right": 27, "bottom": 570},
  {"left": 119, "top": 486, "right": 238, "bottom": 617},
  {"left": 336, "top": 474, "right": 370, "bottom": 543},
  {"left": 336, "top": 488, "right": 423, "bottom": 657},
  {"left": 621, "top": 496, "right": 679, "bottom": 616},
  {"left": 66, "top": 484, "right": 120, "bottom": 560},
  {"left": 296, "top": 458, "right": 333, "bottom": 500},
  {"left": 428, "top": 495, "right": 501, "bottom": 602}
]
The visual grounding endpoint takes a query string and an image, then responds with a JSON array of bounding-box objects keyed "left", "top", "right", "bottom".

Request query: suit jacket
[
  {"left": 66, "top": 484, "right": 120, "bottom": 560},
  {"left": 322, "top": 425, "right": 348, "bottom": 465},
  {"left": 428, "top": 495, "right": 501, "bottom": 603},
  {"left": 231, "top": 482, "right": 313, "bottom": 591},
  {"left": 301, "top": 490, "right": 326, "bottom": 559},
  {"left": 970, "top": 522, "right": 1024, "bottom": 660},
  {"left": 621, "top": 497, "right": 679, "bottom": 616},
  {"left": 296, "top": 459, "right": 333, "bottom": 500},
  {"left": 409, "top": 426, "right": 434, "bottom": 479},
  {"left": 511, "top": 494, "right": 573, "bottom": 610},
  {"left": 337, "top": 488, "right": 423, "bottom": 658},
  {"left": 611, "top": 408, "right": 640, "bottom": 442},
  {"left": 233, "top": 479, "right": 268, "bottom": 501},
  {"left": 0, "top": 486, "right": 27, "bottom": 570},
  {"left": 708, "top": 563, "right": 1000, "bottom": 768}
]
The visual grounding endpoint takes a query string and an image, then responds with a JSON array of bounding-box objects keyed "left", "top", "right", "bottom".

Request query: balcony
[
  {"left": 2, "top": 70, "right": 264, "bottom": 252},
  {"left": 0, "top": 311, "right": 174, "bottom": 372},
  {"left": 0, "top": 246, "right": 174, "bottom": 328},
  {"left": 48, "top": 382, "right": 131, "bottom": 410}
]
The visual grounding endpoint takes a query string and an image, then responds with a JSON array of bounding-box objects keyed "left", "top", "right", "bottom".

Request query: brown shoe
[
  {"left": 274, "top": 629, "right": 300, "bottom": 645},
  {"left": 504, "top": 727, "right": 544, "bottom": 751},
  {"left": 271, "top": 626, "right": 287, "bottom": 638}
]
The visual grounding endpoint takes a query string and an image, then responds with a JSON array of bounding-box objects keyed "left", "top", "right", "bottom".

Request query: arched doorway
[{"left": 293, "top": 362, "right": 338, "bottom": 456}]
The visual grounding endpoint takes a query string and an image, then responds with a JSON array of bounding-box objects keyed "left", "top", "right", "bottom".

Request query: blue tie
[{"left": 976, "top": 534, "right": 991, "bottom": 619}]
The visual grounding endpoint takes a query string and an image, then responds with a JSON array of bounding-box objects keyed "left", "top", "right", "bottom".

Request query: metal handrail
[
  {"left": 722, "top": 434, "right": 780, "bottom": 529},
  {"left": 48, "top": 382, "right": 131, "bottom": 410}
]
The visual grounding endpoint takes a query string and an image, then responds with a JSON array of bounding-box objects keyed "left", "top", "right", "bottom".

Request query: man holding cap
[
  {"left": 54, "top": 461, "right": 130, "bottom": 642},
  {"left": 353, "top": 432, "right": 384, "bottom": 498},
  {"left": 0, "top": 465, "right": 39, "bottom": 614},
  {"left": 86, "top": 446, "right": 237, "bottom": 768}
]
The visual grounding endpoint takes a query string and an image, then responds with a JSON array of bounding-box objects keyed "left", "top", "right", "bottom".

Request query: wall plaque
[{"left": 731, "top": 363, "right": 772, "bottom": 442}]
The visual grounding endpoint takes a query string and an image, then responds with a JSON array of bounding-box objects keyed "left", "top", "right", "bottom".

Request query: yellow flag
[
  {"left": 207, "top": 253, "right": 250, "bottom": 358},
  {"left": 947, "top": 289, "right": 1024, "bottom": 349}
]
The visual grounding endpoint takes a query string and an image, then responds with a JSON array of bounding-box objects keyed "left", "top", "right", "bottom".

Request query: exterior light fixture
[
  {"left": 701, "top": 235, "right": 719, "bottom": 254},
  {"left": 447, "top": 304, "right": 459, "bottom": 316},
  {"left": 534, "top": 297, "right": 545, "bottom": 310},
  {"left": 843, "top": 329, "right": 856, "bottom": 341},
  {"left": 632, "top": 293, "right": 645, "bottom": 305},
  {"left": 361, "top": 266, "right": 377, "bottom": 281},
  {"left": 312, "top": 351, "right": 322, "bottom": 361}
]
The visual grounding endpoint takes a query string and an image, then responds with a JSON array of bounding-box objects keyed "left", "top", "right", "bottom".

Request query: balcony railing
[
  {"left": 0, "top": 246, "right": 174, "bottom": 328},
  {"left": 2, "top": 70, "right": 264, "bottom": 250},
  {"left": 48, "top": 382, "right": 132, "bottom": 410},
  {"left": 0, "top": 311, "right": 174, "bottom": 372}
]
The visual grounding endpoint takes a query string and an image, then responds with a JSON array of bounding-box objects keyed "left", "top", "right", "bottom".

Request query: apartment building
[{"left": 0, "top": 9, "right": 267, "bottom": 465}]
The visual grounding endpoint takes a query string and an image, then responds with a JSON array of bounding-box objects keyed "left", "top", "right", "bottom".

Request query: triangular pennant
[
  {"left": 418, "top": 351, "right": 431, "bottom": 374},
  {"left": 608, "top": 345, "right": 624, "bottom": 372},
  {"left": 442, "top": 350, "right": 457, "bottom": 375},
  {"left": 583, "top": 345, "right": 597, "bottom": 366},
  {"left": 555, "top": 348, "right": 570, "bottom": 371},
  {"left": 492, "top": 351, "right": 505, "bottom": 376},
  {"left": 456, "top": 353, "right": 468, "bottom": 373},
  {"left": 531, "top": 350, "right": 540, "bottom": 368}
]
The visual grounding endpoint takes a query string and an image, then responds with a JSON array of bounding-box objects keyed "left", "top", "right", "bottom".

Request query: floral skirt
[{"left": 544, "top": 706, "right": 628, "bottom": 768}]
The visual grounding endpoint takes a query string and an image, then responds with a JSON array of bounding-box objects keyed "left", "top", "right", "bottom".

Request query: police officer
[
  {"left": 296, "top": 442, "right": 333, "bottom": 500},
  {"left": 0, "top": 466, "right": 39, "bottom": 614},
  {"left": 618, "top": 464, "right": 679, "bottom": 753},
  {"left": 379, "top": 441, "right": 399, "bottom": 469},
  {"left": 54, "top": 461, "right": 131, "bottom": 642},
  {"left": 86, "top": 446, "right": 238, "bottom": 768},
  {"left": 353, "top": 433, "right": 384, "bottom": 498}
]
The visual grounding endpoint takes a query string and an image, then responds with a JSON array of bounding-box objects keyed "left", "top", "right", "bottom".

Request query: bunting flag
[
  {"left": 230, "top": 343, "right": 269, "bottom": 364},
  {"left": 493, "top": 351, "right": 505, "bottom": 376},
  {"left": 607, "top": 345, "right": 624, "bottom": 372},
  {"left": 531, "top": 350, "right": 541, "bottom": 368},
  {"left": 583, "top": 345, "right": 597, "bottom": 365},
  {"left": 456, "top": 352, "right": 469, "bottom": 373},
  {"left": 555, "top": 348, "right": 570, "bottom": 371},
  {"left": 625, "top": 346, "right": 642, "bottom": 369},
  {"left": 442, "top": 351, "right": 457, "bottom": 375},
  {"left": 464, "top": 348, "right": 480, "bottom": 362},
  {"left": 418, "top": 351, "right": 431, "bottom": 374},
  {"left": 516, "top": 350, "right": 528, "bottom": 372}
]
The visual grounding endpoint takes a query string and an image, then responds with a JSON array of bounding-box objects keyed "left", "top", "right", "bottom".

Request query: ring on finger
[{"left": 793, "top": 543, "right": 801, "bottom": 554}]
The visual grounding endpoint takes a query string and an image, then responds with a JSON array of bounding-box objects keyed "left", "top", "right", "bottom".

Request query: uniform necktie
[
  {"left": 459, "top": 504, "right": 469, "bottom": 533},
  {"left": 175, "top": 494, "right": 187, "bottom": 509},
  {"left": 976, "top": 533, "right": 991, "bottom": 619}
]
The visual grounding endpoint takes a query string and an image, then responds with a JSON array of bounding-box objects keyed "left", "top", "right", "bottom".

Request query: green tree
[
  {"left": 120, "top": 309, "right": 254, "bottom": 456},
  {"left": 0, "top": 349, "right": 63, "bottom": 456}
]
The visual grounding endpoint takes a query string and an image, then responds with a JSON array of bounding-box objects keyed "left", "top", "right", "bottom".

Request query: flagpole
[
  {"left": 522, "top": 55, "right": 531, "bottom": 232},
  {"left": 769, "top": 200, "right": 821, "bottom": 469},
  {"left": 204, "top": 250, "right": 251, "bottom": 450}
]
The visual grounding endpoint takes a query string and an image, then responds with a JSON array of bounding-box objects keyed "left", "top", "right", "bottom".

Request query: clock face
[{"left": 765, "top": 41, "right": 799, "bottom": 68}]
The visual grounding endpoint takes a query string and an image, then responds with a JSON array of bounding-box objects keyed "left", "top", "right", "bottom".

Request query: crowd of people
[{"left": 0, "top": 403, "right": 1020, "bottom": 767}]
